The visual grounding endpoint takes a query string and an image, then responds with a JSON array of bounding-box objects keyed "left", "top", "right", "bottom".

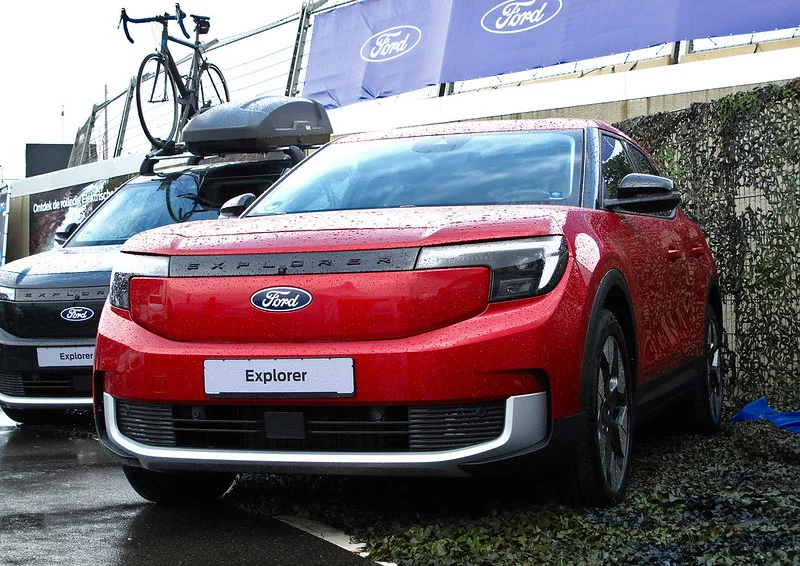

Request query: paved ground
[{"left": 0, "top": 415, "right": 374, "bottom": 566}]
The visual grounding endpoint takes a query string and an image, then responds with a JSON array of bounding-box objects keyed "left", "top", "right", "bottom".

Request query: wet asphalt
[{"left": 0, "top": 413, "right": 374, "bottom": 566}]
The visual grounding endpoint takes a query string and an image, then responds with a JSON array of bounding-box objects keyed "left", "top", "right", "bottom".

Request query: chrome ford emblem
[
  {"left": 60, "top": 306, "right": 95, "bottom": 322},
  {"left": 481, "top": 0, "right": 562, "bottom": 34},
  {"left": 251, "top": 287, "right": 313, "bottom": 313},
  {"left": 360, "top": 25, "right": 422, "bottom": 62}
]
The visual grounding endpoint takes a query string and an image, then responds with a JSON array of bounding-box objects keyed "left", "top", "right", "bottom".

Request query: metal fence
[
  {"left": 68, "top": 2, "right": 800, "bottom": 167},
  {"left": 618, "top": 82, "right": 800, "bottom": 410}
]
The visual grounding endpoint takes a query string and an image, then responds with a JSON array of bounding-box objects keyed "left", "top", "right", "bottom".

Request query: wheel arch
[
  {"left": 587, "top": 269, "right": 638, "bottom": 391},
  {"left": 706, "top": 273, "right": 723, "bottom": 325}
]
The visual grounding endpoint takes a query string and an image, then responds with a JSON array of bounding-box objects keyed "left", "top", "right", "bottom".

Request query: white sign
[
  {"left": 204, "top": 357, "right": 355, "bottom": 397},
  {"left": 37, "top": 346, "right": 95, "bottom": 367}
]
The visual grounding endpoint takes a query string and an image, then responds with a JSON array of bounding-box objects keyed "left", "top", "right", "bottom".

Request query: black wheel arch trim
[{"left": 586, "top": 269, "right": 638, "bottom": 391}]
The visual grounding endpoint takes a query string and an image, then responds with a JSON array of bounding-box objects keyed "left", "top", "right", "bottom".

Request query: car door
[
  {"left": 625, "top": 141, "right": 701, "bottom": 365},
  {"left": 599, "top": 134, "right": 687, "bottom": 381}
]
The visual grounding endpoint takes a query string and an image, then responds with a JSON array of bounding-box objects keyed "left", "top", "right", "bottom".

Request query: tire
[
  {"left": 687, "top": 304, "right": 724, "bottom": 433},
  {"left": 122, "top": 465, "right": 236, "bottom": 505},
  {"left": 136, "top": 53, "right": 179, "bottom": 149},
  {"left": 565, "top": 308, "right": 634, "bottom": 507},
  {"left": 2, "top": 407, "right": 64, "bottom": 425},
  {"left": 198, "top": 63, "right": 229, "bottom": 111}
]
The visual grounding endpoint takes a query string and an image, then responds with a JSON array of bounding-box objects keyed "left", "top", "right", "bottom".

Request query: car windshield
[
  {"left": 66, "top": 174, "right": 219, "bottom": 247},
  {"left": 247, "top": 130, "right": 584, "bottom": 217}
]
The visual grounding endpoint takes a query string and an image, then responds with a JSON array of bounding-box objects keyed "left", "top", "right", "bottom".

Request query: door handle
[
  {"left": 666, "top": 248, "right": 682, "bottom": 261},
  {"left": 689, "top": 245, "right": 705, "bottom": 258}
]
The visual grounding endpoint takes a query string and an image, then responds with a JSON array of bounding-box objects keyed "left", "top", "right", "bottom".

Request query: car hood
[
  {"left": 0, "top": 245, "right": 122, "bottom": 288},
  {"left": 123, "top": 207, "right": 570, "bottom": 255}
]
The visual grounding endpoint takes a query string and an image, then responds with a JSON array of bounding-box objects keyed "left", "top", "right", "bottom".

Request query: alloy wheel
[
  {"left": 706, "top": 316, "right": 723, "bottom": 423},
  {"left": 596, "top": 334, "right": 631, "bottom": 493}
]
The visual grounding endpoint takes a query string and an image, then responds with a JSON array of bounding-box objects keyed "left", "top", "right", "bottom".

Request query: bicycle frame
[
  {"left": 123, "top": 5, "right": 228, "bottom": 149},
  {"left": 156, "top": 23, "right": 206, "bottom": 127}
]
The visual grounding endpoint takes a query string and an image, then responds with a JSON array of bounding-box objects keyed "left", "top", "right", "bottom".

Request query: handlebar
[{"left": 119, "top": 6, "right": 190, "bottom": 44}]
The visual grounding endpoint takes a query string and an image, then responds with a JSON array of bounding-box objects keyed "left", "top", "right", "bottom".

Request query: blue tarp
[{"left": 732, "top": 397, "right": 800, "bottom": 433}]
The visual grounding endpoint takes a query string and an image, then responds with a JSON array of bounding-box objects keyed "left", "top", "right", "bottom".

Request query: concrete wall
[{"left": 487, "top": 83, "right": 772, "bottom": 125}]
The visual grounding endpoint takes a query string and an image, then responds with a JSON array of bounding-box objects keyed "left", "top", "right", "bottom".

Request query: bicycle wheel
[
  {"left": 198, "top": 63, "right": 229, "bottom": 110},
  {"left": 136, "top": 53, "right": 179, "bottom": 148}
]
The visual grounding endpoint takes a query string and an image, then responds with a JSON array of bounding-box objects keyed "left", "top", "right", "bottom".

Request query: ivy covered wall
[{"left": 617, "top": 82, "right": 800, "bottom": 409}]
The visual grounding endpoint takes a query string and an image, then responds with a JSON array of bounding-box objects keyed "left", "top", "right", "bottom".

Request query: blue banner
[
  {"left": 302, "top": 0, "right": 452, "bottom": 108},
  {"left": 303, "top": 0, "right": 800, "bottom": 108},
  {"left": 440, "top": 0, "right": 800, "bottom": 83}
]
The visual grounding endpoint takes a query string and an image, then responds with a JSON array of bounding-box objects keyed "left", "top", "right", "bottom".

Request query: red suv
[{"left": 94, "top": 120, "right": 723, "bottom": 507}]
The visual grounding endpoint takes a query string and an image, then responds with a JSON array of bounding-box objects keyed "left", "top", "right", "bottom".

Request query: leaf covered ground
[{"left": 228, "top": 419, "right": 800, "bottom": 566}]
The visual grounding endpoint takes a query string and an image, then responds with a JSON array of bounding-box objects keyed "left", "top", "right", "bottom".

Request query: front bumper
[
  {"left": 0, "top": 330, "right": 94, "bottom": 409},
  {"left": 101, "top": 391, "right": 548, "bottom": 476}
]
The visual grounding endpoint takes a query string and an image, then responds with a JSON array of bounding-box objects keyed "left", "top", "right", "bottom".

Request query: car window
[
  {"left": 66, "top": 174, "right": 219, "bottom": 247},
  {"left": 626, "top": 142, "right": 660, "bottom": 176},
  {"left": 601, "top": 135, "right": 634, "bottom": 200},
  {"left": 248, "top": 130, "right": 584, "bottom": 216}
]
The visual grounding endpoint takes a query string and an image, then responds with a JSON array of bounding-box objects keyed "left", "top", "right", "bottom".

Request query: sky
[{"left": 0, "top": 0, "right": 305, "bottom": 182}]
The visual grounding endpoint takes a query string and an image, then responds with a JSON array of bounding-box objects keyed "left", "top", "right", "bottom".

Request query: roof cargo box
[{"left": 183, "top": 95, "right": 332, "bottom": 156}]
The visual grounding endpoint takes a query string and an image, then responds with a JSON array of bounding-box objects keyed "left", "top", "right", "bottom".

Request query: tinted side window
[
  {"left": 626, "top": 143, "right": 660, "bottom": 175},
  {"left": 601, "top": 135, "right": 633, "bottom": 199}
]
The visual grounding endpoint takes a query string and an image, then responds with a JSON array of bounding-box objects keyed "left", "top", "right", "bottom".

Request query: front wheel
[
  {"left": 136, "top": 53, "right": 179, "bottom": 149},
  {"left": 198, "top": 63, "right": 229, "bottom": 110},
  {"left": 566, "top": 308, "right": 634, "bottom": 507},
  {"left": 123, "top": 466, "right": 236, "bottom": 505}
]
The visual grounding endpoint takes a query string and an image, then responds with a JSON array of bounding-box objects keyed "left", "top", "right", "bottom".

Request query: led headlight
[
  {"left": 416, "top": 236, "right": 568, "bottom": 302},
  {"left": 0, "top": 285, "right": 16, "bottom": 301},
  {"left": 109, "top": 253, "right": 169, "bottom": 309}
]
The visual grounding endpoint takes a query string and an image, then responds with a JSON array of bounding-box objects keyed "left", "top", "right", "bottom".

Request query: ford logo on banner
[
  {"left": 481, "top": 0, "right": 563, "bottom": 34},
  {"left": 251, "top": 287, "right": 313, "bottom": 313},
  {"left": 60, "top": 307, "right": 94, "bottom": 322},
  {"left": 360, "top": 25, "right": 422, "bottom": 62}
]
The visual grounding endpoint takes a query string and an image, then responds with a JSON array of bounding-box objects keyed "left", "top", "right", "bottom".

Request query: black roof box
[{"left": 183, "top": 95, "right": 332, "bottom": 156}]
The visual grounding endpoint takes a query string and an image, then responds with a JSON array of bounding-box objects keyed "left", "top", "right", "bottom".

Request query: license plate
[
  {"left": 204, "top": 357, "right": 354, "bottom": 398},
  {"left": 37, "top": 346, "right": 95, "bottom": 368}
]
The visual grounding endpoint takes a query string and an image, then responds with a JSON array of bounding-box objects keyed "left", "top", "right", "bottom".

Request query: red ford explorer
[{"left": 94, "top": 120, "right": 723, "bottom": 506}]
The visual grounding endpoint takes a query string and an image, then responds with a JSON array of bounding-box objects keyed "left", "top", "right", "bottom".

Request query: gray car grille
[{"left": 116, "top": 400, "right": 506, "bottom": 452}]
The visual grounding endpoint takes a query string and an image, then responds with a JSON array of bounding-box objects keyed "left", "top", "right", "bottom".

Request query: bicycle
[{"left": 120, "top": 4, "right": 230, "bottom": 149}]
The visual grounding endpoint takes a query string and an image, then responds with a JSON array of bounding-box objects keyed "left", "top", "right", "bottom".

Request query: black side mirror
[
  {"left": 219, "top": 193, "right": 256, "bottom": 219},
  {"left": 54, "top": 222, "right": 79, "bottom": 245},
  {"left": 605, "top": 174, "right": 680, "bottom": 214}
]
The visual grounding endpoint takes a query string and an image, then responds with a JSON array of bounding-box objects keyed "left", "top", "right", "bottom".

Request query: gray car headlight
[
  {"left": 415, "top": 236, "right": 569, "bottom": 302},
  {"left": 109, "top": 253, "right": 169, "bottom": 309}
]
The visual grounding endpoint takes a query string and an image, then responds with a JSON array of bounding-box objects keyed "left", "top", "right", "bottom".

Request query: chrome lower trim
[
  {"left": 0, "top": 391, "right": 92, "bottom": 408},
  {"left": 104, "top": 391, "right": 548, "bottom": 476}
]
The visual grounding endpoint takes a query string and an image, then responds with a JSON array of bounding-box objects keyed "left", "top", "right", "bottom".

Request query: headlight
[
  {"left": 109, "top": 253, "right": 169, "bottom": 309},
  {"left": 415, "top": 236, "right": 569, "bottom": 302},
  {"left": 0, "top": 285, "right": 15, "bottom": 301}
]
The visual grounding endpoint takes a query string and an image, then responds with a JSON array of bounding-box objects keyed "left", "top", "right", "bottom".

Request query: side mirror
[
  {"left": 218, "top": 193, "right": 256, "bottom": 219},
  {"left": 54, "top": 222, "right": 78, "bottom": 245},
  {"left": 604, "top": 174, "right": 680, "bottom": 214}
]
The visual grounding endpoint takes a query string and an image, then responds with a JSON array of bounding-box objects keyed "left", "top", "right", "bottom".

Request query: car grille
[
  {"left": 115, "top": 400, "right": 506, "bottom": 452},
  {"left": 0, "top": 371, "right": 93, "bottom": 398},
  {"left": 0, "top": 298, "right": 105, "bottom": 339}
]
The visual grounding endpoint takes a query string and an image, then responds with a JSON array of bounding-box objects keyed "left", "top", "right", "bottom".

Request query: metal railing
[{"left": 68, "top": 3, "right": 800, "bottom": 167}]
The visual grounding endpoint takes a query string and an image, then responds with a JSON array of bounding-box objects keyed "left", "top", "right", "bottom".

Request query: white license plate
[
  {"left": 204, "top": 358, "right": 355, "bottom": 397},
  {"left": 37, "top": 346, "right": 95, "bottom": 368}
]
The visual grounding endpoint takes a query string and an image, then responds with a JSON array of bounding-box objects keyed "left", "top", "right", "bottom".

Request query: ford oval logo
[
  {"left": 360, "top": 25, "right": 422, "bottom": 63},
  {"left": 251, "top": 287, "right": 313, "bottom": 313},
  {"left": 60, "top": 307, "right": 94, "bottom": 322},
  {"left": 481, "top": 0, "right": 562, "bottom": 34}
]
